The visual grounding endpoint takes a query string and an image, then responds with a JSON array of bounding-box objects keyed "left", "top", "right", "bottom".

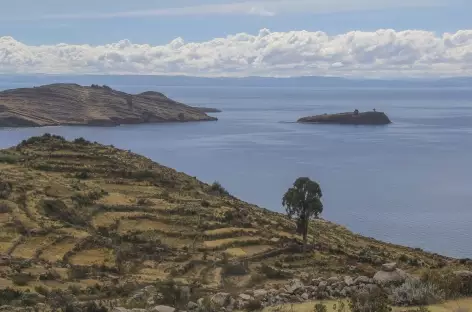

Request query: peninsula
[
  {"left": 0, "top": 84, "right": 217, "bottom": 128},
  {"left": 298, "top": 110, "right": 392, "bottom": 125},
  {"left": 0, "top": 134, "right": 470, "bottom": 312}
]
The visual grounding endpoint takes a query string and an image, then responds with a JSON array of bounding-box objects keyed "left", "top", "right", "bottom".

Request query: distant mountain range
[{"left": 0, "top": 74, "right": 471, "bottom": 89}]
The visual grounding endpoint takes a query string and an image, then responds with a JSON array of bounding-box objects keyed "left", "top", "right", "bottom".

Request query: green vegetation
[{"left": 283, "top": 177, "right": 323, "bottom": 252}]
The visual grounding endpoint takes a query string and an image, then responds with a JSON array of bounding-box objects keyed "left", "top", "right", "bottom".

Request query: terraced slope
[
  {"left": 0, "top": 84, "right": 217, "bottom": 127},
  {"left": 0, "top": 135, "right": 462, "bottom": 300}
]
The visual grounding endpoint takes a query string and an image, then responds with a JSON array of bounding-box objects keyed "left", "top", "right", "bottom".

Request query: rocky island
[
  {"left": 0, "top": 134, "right": 470, "bottom": 312},
  {"left": 298, "top": 110, "right": 392, "bottom": 125},
  {"left": 0, "top": 84, "right": 217, "bottom": 128}
]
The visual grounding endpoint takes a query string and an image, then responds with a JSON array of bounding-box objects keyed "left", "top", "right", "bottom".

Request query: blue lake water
[{"left": 1, "top": 83, "right": 472, "bottom": 258}]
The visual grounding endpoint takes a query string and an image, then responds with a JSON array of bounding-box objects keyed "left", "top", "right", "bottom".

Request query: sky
[{"left": 1, "top": 0, "right": 472, "bottom": 78}]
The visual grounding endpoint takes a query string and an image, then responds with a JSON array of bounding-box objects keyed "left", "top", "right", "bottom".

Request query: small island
[
  {"left": 0, "top": 84, "right": 217, "bottom": 128},
  {"left": 298, "top": 109, "right": 392, "bottom": 125}
]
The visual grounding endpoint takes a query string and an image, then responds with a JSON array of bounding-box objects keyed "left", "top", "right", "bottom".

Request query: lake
[{"left": 1, "top": 83, "right": 472, "bottom": 258}]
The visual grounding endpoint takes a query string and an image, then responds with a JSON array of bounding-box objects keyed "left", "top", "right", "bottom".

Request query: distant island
[
  {"left": 0, "top": 84, "right": 218, "bottom": 128},
  {"left": 298, "top": 110, "right": 392, "bottom": 125}
]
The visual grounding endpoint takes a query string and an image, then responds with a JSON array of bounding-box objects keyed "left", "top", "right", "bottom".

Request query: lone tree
[{"left": 282, "top": 177, "right": 323, "bottom": 252}]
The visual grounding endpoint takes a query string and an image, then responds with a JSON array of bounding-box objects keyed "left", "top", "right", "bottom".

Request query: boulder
[
  {"left": 285, "top": 279, "right": 304, "bottom": 294},
  {"left": 318, "top": 281, "right": 328, "bottom": 291},
  {"left": 301, "top": 292, "right": 309, "bottom": 301},
  {"left": 253, "top": 289, "right": 268, "bottom": 299},
  {"left": 344, "top": 276, "right": 354, "bottom": 286},
  {"left": 381, "top": 262, "right": 397, "bottom": 272},
  {"left": 210, "top": 292, "right": 231, "bottom": 308},
  {"left": 373, "top": 268, "right": 408, "bottom": 285},
  {"left": 454, "top": 270, "right": 472, "bottom": 278},
  {"left": 150, "top": 306, "right": 175, "bottom": 312},
  {"left": 238, "top": 294, "right": 253, "bottom": 301},
  {"left": 187, "top": 301, "right": 199, "bottom": 310},
  {"left": 354, "top": 276, "right": 371, "bottom": 285}
]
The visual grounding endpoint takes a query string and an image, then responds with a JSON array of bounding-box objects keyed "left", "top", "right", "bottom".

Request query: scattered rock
[
  {"left": 253, "top": 289, "right": 268, "bottom": 299},
  {"left": 354, "top": 276, "right": 371, "bottom": 285},
  {"left": 382, "top": 262, "right": 397, "bottom": 272},
  {"left": 210, "top": 292, "right": 231, "bottom": 308},
  {"left": 285, "top": 279, "right": 304, "bottom": 294},
  {"left": 344, "top": 276, "right": 354, "bottom": 286},
  {"left": 373, "top": 269, "right": 408, "bottom": 285},
  {"left": 187, "top": 301, "right": 198, "bottom": 310},
  {"left": 454, "top": 270, "right": 472, "bottom": 278},
  {"left": 239, "top": 294, "right": 253, "bottom": 301},
  {"left": 150, "top": 306, "right": 175, "bottom": 312}
]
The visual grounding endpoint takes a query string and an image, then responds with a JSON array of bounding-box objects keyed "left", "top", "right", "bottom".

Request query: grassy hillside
[
  {"left": 0, "top": 84, "right": 217, "bottom": 127},
  {"left": 0, "top": 134, "right": 468, "bottom": 310}
]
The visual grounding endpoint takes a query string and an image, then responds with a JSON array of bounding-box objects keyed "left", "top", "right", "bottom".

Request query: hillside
[
  {"left": 0, "top": 84, "right": 217, "bottom": 127},
  {"left": 0, "top": 135, "right": 469, "bottom": 311}
]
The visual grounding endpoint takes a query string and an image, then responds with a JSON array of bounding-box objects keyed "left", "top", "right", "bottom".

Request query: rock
[
  {"left": 373, "top": 268, "right": 408, "bottom": 285},
  {"left": 382, "top": 262, "right": 397, "bottom": 272},
  {"left": 301, "top": 292, "right": 309, "bottom": 300},
  {"left": 327, "top": 276, "right": 340, "bottom": 284},
  {"left": 150, "top": 306, "right": 175, "bottom": 312},
  {"left": 344, "top": 276, "right": 354, "bottom": 286},
  {"left": 298, "top": 111, "right": 392, "bottom": 125},
  {"left": 187, "top": 301, "right": 199, "bottom": 310},
  {"left": 210, "top": 292, "right": 231, "bottom": 308},
  {"left": 354, "top": 276, "right": 371, "bottom": 285},
  {"left": 318, "top": 281, "right": 328, "bottom": 291},
  {"left": 285, "top": 279, "right": 304, "bottom": 294},
  {"left": 454, "top": 270, "right": 472, "bottom": 278},
  {"left": 238, "top": 294, "right": 253, "bottom": 301},
  {"left": 253, "top": 289, "right": 268, "bottom": 298},
  {"left": 113, "top": 309, "right": 132, "bottom": 312}
]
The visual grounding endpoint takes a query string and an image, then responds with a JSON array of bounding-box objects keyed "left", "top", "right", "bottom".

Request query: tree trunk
[{"left": 302, "top": 210, "right": 309, "bottom": 254}]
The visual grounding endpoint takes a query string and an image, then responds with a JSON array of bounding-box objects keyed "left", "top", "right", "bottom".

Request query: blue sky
[
  {"left": 1, "top": 0, "right": 472, "bottom": 77},
  {"left": 1, "top": 0, "right": 470, "bottom": 45}
]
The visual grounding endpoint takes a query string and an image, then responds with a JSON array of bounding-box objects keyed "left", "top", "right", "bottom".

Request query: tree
[{"left": 282, "top": 177, "right": 323, "bottom": 252}]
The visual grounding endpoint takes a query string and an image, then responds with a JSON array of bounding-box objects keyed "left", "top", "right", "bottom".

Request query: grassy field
[{"left": 0, "top": 134, "right": 470, "bottom": 309}]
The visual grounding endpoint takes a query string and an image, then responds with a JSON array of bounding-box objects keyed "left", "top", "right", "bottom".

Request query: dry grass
[
  {"left": 69, "top": 248, "right": 115, "bottom": 267},
  {"left": 204, "top": 227, "right": 259, "bottom": 237},
  {"left": 11, "top": 235, "right": 56, "bottom": 259},
  {"left": 203, "top": 236, "right": 263, "bottom": 249},
  {"left": 39, "top": 238, "right": 78, "bottom": 262},
  {"left": 224, "top": 248, "right": 247, "bottom": 257}
]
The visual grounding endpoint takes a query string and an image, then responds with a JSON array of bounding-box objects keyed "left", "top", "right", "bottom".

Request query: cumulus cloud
[{"left": 1, "top": 29, "right": 472, "bottom": 77}]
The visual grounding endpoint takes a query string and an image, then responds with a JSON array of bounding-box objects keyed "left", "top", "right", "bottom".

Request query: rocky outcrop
[
  {"left": 0, "top": 84, "right": 217, "bottom": 128},
  {"left": 194, "top": 107, "right": 222, "bottom": 113},
  {"left": 298, "top": 111, "right": 391, "bottom": 125}
]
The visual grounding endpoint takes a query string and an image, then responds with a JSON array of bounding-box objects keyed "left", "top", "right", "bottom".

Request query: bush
[
  {"left": 0, "top": 152, "right": 21, "bottom": 164},
  {"left": 75, "top": 171, "right": 90, "bottom": 179},
  {"left": 40, "top": 199, "right": 88, "bottom": 226},
  {"left": 348, "top": 288, "right": 391, "bottom": 312},
  {"left": 11, "top": 272, "right": 35, "bottom": 286},
  {"left": 209, "top": 181, "right": 230, "bottom": 196},
  {"left": 0, "top": 287, "right": 23, "bottom": 305},
  {"left": 0, "top": 202, "right": 11, "bottom": 213},
  {"left": 0, "top": 181, "right": 12, "bottom": 199},
  {"left": 201, "top": 200, "right": 210, "bottom": 208},
  {"left": 246, "top": 299, "right": 263, "bottom": 311},
  {"left": 391, "top": 278, "right": 445, "bottom": 306},
  {"left": 73, "top": 137, "right": 91, "bottom": 145},
  {"left": 421, "top": 270, "right": 472, "bottom": 299},
  {"left": 314, "top": 302, "right": 328, "bottom": 312}
]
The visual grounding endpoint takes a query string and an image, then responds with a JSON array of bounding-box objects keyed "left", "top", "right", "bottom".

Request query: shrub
[
  {"left": 39, "top": 269, "right": 61, "bottom": 281},
  {"left": 201, "top": 200, "right": 210, "bottom": 208},
  {"left": 391, "top": 278, "right": 445, "bottom": 306},
  {"left": 246, "top": 299, "right": 263, "bottom": 311},
  {"left": 0, "top": 287, "right": 23, "bottom": 305},
  {"left": 0, "top": 152, "right": 21, "bottom": 164},
  {"left": 11, "top": 272, "right": 35, "bottom": 286},
  {"left": 34, "top": 285, "right": 50, "bottom": 296},
  {"left": 0, "top": 181, "right": 12, "bottom": 199},
  {"left": 0, "top": 202, "right": 11, "bottom": 213},
  {"left": 39, "top": 199, "right": 88, "bottom": 226},
  {"left": 421, "top": 270, "right": 472, "bottom": 299},
  {"left": 73, "top": 137, "right": 91, "bottom": 145},
  {"left": 75, "top": 171, "right": 90, "bottom": 179},
  {"left": 314, "top": 302, "right": 328, "bottom": 312},
  {"left": 348, "top": 288, "right": 391, "bottom": 312},
  {"left": 209, "top": 181, "right": 230, "bottom": 196}
]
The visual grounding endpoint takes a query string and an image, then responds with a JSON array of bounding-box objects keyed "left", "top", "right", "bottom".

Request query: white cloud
[{"left": 2, "top": 29, "right": 472, "bottom": 77}]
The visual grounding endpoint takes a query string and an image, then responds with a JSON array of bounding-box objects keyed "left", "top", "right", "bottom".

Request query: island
[
  {"left": 298, "top": 110, "right": 392, "bottom": 125},
  {"left": 0, "top": 83, "right": 217, "bottom": 128},
  {"left": 0, "top": 134, "right": 469, "bottom": 312}
]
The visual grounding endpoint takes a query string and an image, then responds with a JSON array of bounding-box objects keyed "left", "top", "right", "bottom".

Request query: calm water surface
[{"left": 1, "top": 83, "right": 472, "bottom": 258}]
